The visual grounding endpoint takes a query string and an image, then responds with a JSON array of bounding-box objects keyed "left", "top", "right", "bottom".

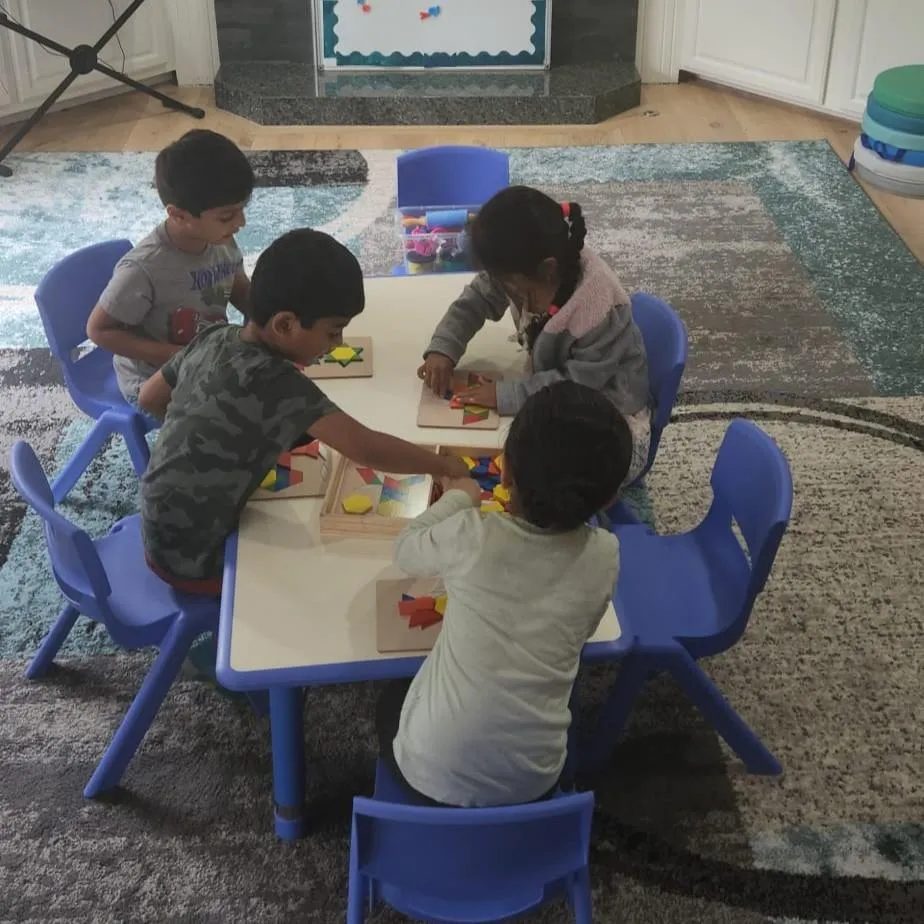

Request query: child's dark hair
[
  {"left": 504, "top": 381, "right": 631, "bottom": 531},
  {"left": 155, "top": 130, "right": 254, "bottom": 215},
  {"left": 471, "top": 186, "right": 588, "bottom": 308},
  {"left": 249, "top": 228, "right": 365, "bottom": 327}
]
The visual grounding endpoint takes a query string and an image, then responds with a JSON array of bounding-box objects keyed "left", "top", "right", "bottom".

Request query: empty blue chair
[
  {"left": 10, "top": 440, "right": 218, "bottom": 797},
  {"left": 587, "top": 419, "right": 792, "bottom": 775},
  {"left": 396, "top": 145, "right": 510, "bottom": 211},
  {"left": 34, "top": 239, "right": 156, "bottom": 502},
  {"left": 348, "top": 760, "right": 594, "bottom": 924},
  {"left": 607, "top": 292, "right": 688, "bottom": 524}
]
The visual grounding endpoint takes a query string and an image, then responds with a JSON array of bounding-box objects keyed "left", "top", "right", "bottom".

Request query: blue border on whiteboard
[{"left": 322, "top": 1, "right": 549, "bottom": 68}]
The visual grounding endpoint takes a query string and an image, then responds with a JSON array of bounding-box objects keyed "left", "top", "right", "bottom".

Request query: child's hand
[
  {"left": 439, "top": 454, "right": 471, "bottom": 480},
  {"left": 440, "top": 476, "right": 483, "bottom": 505},
  {"left": 418, "top": 353, "right": 456, "bottom": 396},
  {"left": 454, "top": 381, "right": 497, "bottom": 409}
]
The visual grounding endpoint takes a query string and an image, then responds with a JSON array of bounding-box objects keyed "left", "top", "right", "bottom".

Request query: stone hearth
[{"left": 214, "top": 1, "right": 640, "bottom": 126}]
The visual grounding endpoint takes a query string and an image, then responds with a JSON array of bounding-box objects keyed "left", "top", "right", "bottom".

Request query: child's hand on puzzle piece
[
  {"left": 454, "top": 380, "right": 497, "bottom": 409},
  {"left": 440, "top": 476, "right": 483, "bottom": 505},
  {"left": 439, "top": 455, "right": 471, "bottom": 480},
  {"left": 417, "top": 352, "right": 456, "bottom": 397}
]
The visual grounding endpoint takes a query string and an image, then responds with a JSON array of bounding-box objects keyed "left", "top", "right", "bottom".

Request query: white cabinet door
[
  {"left": 5, "top": 0, "right": 174, "bottom": 108},
  {"left": 679, "top": 0, "right": 838, "bottom": 105},
  {"left": 824, "top": 0, "right": 924, "bottom": 119},
  {"left": 0, "top": 28, "right": 18, "bottom": 107}
]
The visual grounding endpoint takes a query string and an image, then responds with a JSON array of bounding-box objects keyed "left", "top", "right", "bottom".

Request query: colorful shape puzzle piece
[
  {"left": 462, "top": 405, "right": 490, "bottom": 426},
  {"left": 377, "top": 499, "right": 404, "bottom": 518},
  {"left": 462, "top": 456, "right": 477, "bottom": 470},
  {"left": 434, "top": 594, "right": 447, "bottom": 615},
  {"left": 324, "top": 344, "right": 364, "bottom": 368},
  {"left": 289, "top": 439, "right": 321, "bottom": 459},
  {"left": 260, "top": 469, "right": 277, "bottom": 490},
  {"left": 343, "top": 493, "right": 373, "bottom": 515},
  {"left": 449, "top": 396, "right": 465, "bottom": 409},
  {"left": 481, "top": 500, "right": 505, "bottom": 514},
  {"left": 493, "top": 484, "right": 511, "bottom": 505},
  {"left": 356, "top": 467, "right": 383, "bottom": 486}
]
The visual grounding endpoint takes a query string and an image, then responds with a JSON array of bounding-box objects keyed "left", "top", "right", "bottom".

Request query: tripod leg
[
  {"left": 93, "top": 62, "right": 206, "bottom": 118},
  {"left": 0, "top": 69, "right": 81, "bottom": 177}
]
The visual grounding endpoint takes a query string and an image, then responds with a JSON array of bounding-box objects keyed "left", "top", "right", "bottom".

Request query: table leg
[{"left": 269, "top": 686, "right": 306, "bottom": 840}]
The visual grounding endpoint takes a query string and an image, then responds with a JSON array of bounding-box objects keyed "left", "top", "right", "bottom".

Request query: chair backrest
[
  {"left": 630, "top": 292, "right": 689, "bottom": 474},
  {"left": 9, "top": 442, "right": 112, "bottom": 616},
  {"left": 351, "top": 791, "right": 593, "bottom": 920},
  {"left": 34, "top": 239, "right": 133, "bottom": 363},
  {"left": 709, "top": 419, "right": 793, "bottom": 613},
  {"left": 396, "top": 145, "right": 510, "bottom": 210}
]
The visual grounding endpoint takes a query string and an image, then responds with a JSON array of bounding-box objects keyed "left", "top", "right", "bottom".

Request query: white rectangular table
[{"left": 216, "top": 274, "right": 626, "bottom": 839}]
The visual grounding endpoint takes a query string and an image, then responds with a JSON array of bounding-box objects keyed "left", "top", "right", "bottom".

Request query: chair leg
[
  {"left": 269, "top": 686, "right": 306, "bottom": 841},
  {"left": 581, "top": 654, "right": 651, "bottom": 772},
  {"left": 569, "top": 867, "right": 593, "bottom": 924},
  {"left": 84, "top": 615, "right": 198, "bottom": 798},
  {"left": 121, "top": 414, "right": 152, "bottom": 477},
  {"left": 668, "top": 648, "right": 782, "bottom": 775},
  {"left": 25, "top": 603, "right": 81, "bottom": 679},
  {"left": 51, "top": 417, "right": 114, "bottom": 503}
]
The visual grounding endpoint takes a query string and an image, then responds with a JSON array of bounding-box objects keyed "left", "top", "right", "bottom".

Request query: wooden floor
[{"left": 4, "top": 80, "right": 922, "bottom": 262}]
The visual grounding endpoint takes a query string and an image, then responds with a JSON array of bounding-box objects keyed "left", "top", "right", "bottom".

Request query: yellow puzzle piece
[
  {"left": 342, "top": 493, "right": 373, "bottom": 515},
  {"left": 434, "top": 595, "right": 447, "bottom": 615},
  {"left": 493, "top": 484, "right": 511, "bottom": 505},
  {"left": 329, "top": 345, "right": 358, "bottom": 363},
  {"left": 461, "top": 456, "right": 477, "bottom": 470},
  {"left": 376, "top": 499, "right": 403, "bottom": 518},
  {"left": 260, "top": 470, "right": 277, "bottom": 490},
  {"left": 481, "top": 500, "right": 504, "bottom": 514}
]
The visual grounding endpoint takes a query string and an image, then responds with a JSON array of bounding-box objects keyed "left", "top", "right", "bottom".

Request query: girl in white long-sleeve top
[{"left": 375, "top": 380, "right": 632, "bottom": 807}]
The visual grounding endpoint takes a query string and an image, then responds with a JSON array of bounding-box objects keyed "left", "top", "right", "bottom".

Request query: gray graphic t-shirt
[
  {"left": 142, "top": 325, "right": 337, "bottom": 582},
  {"left": 98, "top": 223, "right": 244, "bottom": 401}
]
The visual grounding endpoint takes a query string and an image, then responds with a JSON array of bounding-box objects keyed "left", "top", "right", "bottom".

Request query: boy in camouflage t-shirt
[
  {"left": 139, "top": 229, "right": 468, "bottom": 595},
  {"left": 88, "top": 130, "right": 255, "bottom": 404}
]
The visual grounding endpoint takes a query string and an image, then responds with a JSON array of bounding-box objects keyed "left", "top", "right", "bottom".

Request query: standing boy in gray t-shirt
[{"left": 87, "top": 130, "right": 255, "bottom": 404}]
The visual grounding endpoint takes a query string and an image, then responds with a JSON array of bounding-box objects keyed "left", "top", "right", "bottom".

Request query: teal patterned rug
[{"left": 0, "top": 143, "right": 922, "bottom": 923}]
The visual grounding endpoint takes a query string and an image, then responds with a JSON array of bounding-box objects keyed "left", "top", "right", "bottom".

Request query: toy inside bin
[{"left": 396, "top": 205, "right": 480, "bottom": 274}]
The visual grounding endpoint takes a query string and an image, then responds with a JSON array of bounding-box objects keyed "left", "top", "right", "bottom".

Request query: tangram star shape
[
  {"left": 324, "top": 344, "right": 364, "bottom": 368},
  {"left": 462, "top": 404, "right": 490, "bottom": 426}
]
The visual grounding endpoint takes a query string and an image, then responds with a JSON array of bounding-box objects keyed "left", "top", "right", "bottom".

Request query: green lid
[{"left": 873, "top": 65, "right": 924, "bottom": 118}]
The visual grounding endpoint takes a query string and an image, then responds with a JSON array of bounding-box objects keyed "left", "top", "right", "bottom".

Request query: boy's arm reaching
[
  {"left": 88, "top": 260, "right": 179, "bottom": 366},
  {"left": 308, "top": 412, "right": 469, "bottom": 479},
  {"left": 393, "top": 488, "right": 482, "bottom": 577},
  {"left": 87, "top": 306, "right": 180, "bottom": 366},
  {"left": 424, "top": 272, "right": 510, "bottom": 364}
]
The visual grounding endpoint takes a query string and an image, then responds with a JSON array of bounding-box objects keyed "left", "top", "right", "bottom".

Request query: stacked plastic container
[{"left": 850, "top": 64, "right": 924, "bottom": 198}]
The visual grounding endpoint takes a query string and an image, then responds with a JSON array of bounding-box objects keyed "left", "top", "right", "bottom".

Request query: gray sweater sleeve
[
  {"left": 424, "top": 272, "right": 510, "bottom": 364},
  {"left": 495, "top": 308, "right": 648, "bottom": 417}
]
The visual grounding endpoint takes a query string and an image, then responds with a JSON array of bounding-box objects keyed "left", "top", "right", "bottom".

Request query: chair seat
[
  {"left": 615, "top": 525, "right": 748, "bottom": 652},
  {"left": 94, "top": 517, "right": 183, "bottom": 639}
]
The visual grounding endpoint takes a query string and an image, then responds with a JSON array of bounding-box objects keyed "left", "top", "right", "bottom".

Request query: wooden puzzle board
[
  {"left": 376, "top": 577, "right": 445, "bottom": 653},
  {"left": 302, "top": 336, "right": 374, "bottom": 380},
  {"left": 320, "top": 454, "right": 436, "bottom": 538},
  {"left": 417, "top": 369, "right": 501, "bottom": 430},
  {"left": 376, "top": 580, "right": 621, "bottom": 655},
  {"left": 249, "top": 440, "right": 331, "bottom": 502}
]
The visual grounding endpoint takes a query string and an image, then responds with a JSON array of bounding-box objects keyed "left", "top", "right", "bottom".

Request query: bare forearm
[
  {"left": 92, "top": 328, "right": 179, "bottom": 367},
  {"left": 352, "top": 432, "right": 448, "bottom": 477}
]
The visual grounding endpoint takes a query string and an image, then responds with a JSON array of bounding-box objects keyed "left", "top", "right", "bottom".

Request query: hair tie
[
  {"left": 548, "top": 305, "right": 560, "bottom": 316},
  {"left": 561, "top": 202, "right": 570, "bottom": 219}
]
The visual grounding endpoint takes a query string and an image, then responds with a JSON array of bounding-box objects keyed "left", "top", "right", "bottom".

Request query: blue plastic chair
[
  {"left": 10, "top": 440, "right": 219, "bottom": 798},
  {"left": 34, "top": 239, "right": 157, "bottom": 502},
  {"left": 587, "top": 419, "right": 793, "bottom": 775},
  {"left": 607, "top": 292, "right": 688, "bottom": 523},
  {"left": 348, "top": 760, "right": 594, "bottom": 924},
  {"left": 396, "top": 145, "right": 510, "bottom": 211}
]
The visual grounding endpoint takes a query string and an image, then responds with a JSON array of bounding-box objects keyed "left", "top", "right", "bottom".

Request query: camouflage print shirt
[{"left": 141, "top": 324, "right": 337, "bottom": 582}]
